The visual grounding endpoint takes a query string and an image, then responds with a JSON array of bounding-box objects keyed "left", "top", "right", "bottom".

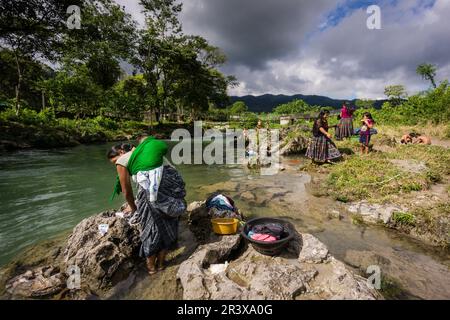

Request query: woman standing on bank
[
  {"left": 306, "top": 110, "right": 342, "bottom": 163},
  {"left": 335, "top": 102, "right": 354, "bottom": 140}
]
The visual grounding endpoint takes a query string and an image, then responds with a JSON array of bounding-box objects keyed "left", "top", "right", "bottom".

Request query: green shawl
[{"left": 110, "top": 136, "right": 168, "bottom": 201}]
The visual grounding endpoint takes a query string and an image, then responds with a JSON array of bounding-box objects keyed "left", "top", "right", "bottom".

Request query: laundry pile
[
  {"left": 206, "top": 193, "right": 242, "bottom": 220},
  {"left": 247, "top": 223, "right": 285, "bottom": 243}
]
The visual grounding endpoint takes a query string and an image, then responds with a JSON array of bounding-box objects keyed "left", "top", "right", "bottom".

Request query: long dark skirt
[
  {"left": 335, "top": 118, "right": 354, "bottom": 140},
  {"left": 305, "top": 136, "right": 342, "bottom": 162},
  {"left": 135, "top": 188, "right": 179, "bottom": 258}
]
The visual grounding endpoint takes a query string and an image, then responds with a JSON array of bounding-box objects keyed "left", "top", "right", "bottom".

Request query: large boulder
[
  {"left": 61, "top": 211, "right": 141, "bottom": 293},
  {"left": 347, "top": 201, "right": 406, "bottom": 224},
  {"left": 177, "top": 225, "right": 380, "bottom": 300}
]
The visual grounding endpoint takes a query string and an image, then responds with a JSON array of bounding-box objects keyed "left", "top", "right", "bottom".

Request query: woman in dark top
[{"left": 306, "top": 110, "right": 342, "bottom": 163}]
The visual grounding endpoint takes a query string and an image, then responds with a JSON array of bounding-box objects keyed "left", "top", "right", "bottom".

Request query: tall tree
[
  {"left": 416, "top": 63, "right": 437, "bottom": 88},
  {"left": 0, "top": 0, "right": 80, "bottom": 114},
  {"left": 384, "top": 85, "right": 407, "bottom": 106}
]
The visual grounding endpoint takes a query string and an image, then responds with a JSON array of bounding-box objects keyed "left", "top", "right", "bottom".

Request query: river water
[{"left": 0, "top": 143, "right": 449, "bottom": 299}]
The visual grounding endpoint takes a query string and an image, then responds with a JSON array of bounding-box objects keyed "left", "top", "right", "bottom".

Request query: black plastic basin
[{"left": 241, "top": 217, "right": 294, "bottom": 256}]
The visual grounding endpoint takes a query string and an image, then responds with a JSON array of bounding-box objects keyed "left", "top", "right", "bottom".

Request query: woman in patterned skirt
[
  {"left": 306, "top": 110, "right": 342, "bottom": 163},
  {"left": 335, "top": 102, "right": 354, "bottom": 140}
]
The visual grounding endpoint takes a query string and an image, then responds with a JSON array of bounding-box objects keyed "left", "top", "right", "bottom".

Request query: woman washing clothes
[{"left": 108, "top": 136, "right": 186, "bottom": 275}]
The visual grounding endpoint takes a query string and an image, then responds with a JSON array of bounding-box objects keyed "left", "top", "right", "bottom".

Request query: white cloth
[{"left": 133, "top": 165, "right": 164, "bottom": 203}]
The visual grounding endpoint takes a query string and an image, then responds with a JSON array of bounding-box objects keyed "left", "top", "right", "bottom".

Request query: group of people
[{"left": 305, "top": 103, "right": 376, "bottom": 163}]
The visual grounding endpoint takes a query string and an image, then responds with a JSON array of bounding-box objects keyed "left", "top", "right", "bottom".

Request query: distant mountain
[{"left": 230, "top": 94, "right": 386, "bottom": 113}]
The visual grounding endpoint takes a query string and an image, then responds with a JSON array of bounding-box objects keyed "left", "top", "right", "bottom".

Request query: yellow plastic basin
[{"left": 211, "top": 218, "right": 240, "bottom": 235}]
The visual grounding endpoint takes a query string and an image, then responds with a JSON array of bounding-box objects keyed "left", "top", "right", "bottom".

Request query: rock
[
  {"left": 298, "top": 233, "right": 330, "bottom": 263},
  {"left": 6, "top": 266, "right": 64, "bottom": 298},
  {"left": 280, "top": 136, "right": 309, "bottom": 156},
  {"left": 344, "top": 250, "right": 391, "bottom": 270},
  {"left": 62, "top": 211, "right": 140, "bottom": 292},
  {"left": 328, "top": 210, "right": 343, "bottom": 220},
  {"left": 177, "top": 227, "right": 379, "bottom": 300},
  {"left": 347, "top": 201, "right": 405, "bottom": 224},
  {"left": 240, "top": 191, "right": 256, "bottom": 202},
  {"left": 200, "top": 181, "right": 239, "bottom": 194}
]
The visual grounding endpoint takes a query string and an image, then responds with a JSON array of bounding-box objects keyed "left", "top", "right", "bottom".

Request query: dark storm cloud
[
  {"left": 181, "top": 0, "right": 340, "bottom": 69},
  {"left": 117, "top": 0, "right": 450, "bottom": 97}
]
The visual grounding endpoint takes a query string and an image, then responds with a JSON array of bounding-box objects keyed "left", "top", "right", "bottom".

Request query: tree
[
  {"left": 274, "top": 99, "right": 309, "bottom": 115},
  {"left": 135, "top": 0, "right": 234, "bottom": 123},
  {"left": 0, "top": 49, "right": 53, "bottom": 110},
  {"left": 416, "top": 63, "right": 437, "bottom": 88},
  {"left": 229, "top": 101, "right": 248, "bottom": 115},
  {"left": 0, "top": 0, "right": 81, "bottom": 114},
  {"left": 355, "top": 99, "right": 375, "bottom": 109},
  {"left": 384, "top": 85, "right": 407, "bottom": 106}
]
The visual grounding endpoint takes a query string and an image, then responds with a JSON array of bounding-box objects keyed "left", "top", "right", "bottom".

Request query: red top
[{"left": 341, "top": 106, "right": 353, "bottom": 119}]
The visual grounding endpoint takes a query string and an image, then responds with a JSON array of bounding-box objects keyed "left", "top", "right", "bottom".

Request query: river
[{"left": 0, "top": 143, "right": 449, "bottom": 299}]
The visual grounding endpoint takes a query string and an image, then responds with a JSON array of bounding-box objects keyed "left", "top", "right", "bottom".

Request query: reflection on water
[{"left": 0, "top": 144, "right": 449, "bottom": 299}]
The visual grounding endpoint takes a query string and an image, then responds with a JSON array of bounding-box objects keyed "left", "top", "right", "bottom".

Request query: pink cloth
[
  {"left": 341, "top": 106, "right": 353, "bottom": 119},
  {"left": 251, "top": 233, "right": 278, "bottom": 242}
]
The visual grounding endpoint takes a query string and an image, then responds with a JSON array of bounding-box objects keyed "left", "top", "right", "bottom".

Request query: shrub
[{"left": 392, "top": 212, "right": 416, "bottom": 226}]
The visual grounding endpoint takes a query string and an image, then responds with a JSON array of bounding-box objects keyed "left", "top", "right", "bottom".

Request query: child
[{"left": 359, "top": 112, "right": 375, "bottom": 154}]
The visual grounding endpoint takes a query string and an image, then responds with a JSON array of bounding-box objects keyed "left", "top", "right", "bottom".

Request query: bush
[
  {"left": 94, "top": 116, "right": 119, "bottom": 130},
  {"left": 392, "top": 211, "right": 416, "bottom": 226}
]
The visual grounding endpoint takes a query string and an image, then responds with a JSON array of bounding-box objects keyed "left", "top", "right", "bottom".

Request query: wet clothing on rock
[{"left": 206, "top": 193, "right": 241, "bottom": 219}]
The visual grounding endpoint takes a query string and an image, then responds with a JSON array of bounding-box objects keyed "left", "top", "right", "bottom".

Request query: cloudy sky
[{"left": 116, "top": 0, "right": 450, "bottom": 99}]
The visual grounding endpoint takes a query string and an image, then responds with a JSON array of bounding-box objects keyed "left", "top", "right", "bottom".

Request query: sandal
[{"left": 146, "top": 262, "right": 158, "bottom": 275}]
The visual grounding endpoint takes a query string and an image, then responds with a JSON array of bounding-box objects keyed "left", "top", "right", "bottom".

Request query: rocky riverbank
[{"left": 0, "top": 201, "right": 381, "bottom": 300}]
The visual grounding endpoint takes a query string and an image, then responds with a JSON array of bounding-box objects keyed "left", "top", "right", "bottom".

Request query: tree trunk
[
  {"left": 41, "top": 91, "right": 45, "bottom": 111},
  {"left": 431, "top": 77, "right": 437, "bottom": 89},
  {"left": 14, "top": 52, "right": 22, "bottom": 115}
]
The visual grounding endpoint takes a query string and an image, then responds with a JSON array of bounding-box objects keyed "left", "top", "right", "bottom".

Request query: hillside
[{"left": 230, "top": 94, "right": 386, "bottom": 113}]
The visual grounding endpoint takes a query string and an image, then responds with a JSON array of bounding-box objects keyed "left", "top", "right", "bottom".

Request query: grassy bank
[
  {"left": 303, "top": 128, "right": 450, "bottom": 247},
  {"left": 0, "top": 108, "right": 193, "bottom": 151}
]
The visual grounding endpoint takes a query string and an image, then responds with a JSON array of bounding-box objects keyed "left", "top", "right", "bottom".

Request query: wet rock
[
  {"left": 62, "top": 211, "right": 141, "bottom": 292},
  {"left": 280, "top": 136, "right": 309, "bottom": 156},
  {"left": 177, "top": 227, "right": 379, "bottom": 300},
  {"left": 6, "top": 266, "right": 64, "bottom": 298},
  {"left": 344, "top": 250, "right": 391, "bottom": 270},
  {"left": 200, "top": 181, "right": 239, "bottom": 194},
  {"left": 240, "top": 191, "right": 256, "bottom": 202},
  {"left": 347, "top": 201, "right": 405, "bottom": 224},
  {"left": 298, "top": 233, "right": 329, "bottom": 263}
]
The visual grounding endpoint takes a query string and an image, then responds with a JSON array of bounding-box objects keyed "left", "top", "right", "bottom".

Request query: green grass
[
  {"left": 392, "top": 212, "right": 416, "bottom": 226},
  {"left": 324, "top": 144, "right": 450, "bottom": 203}
]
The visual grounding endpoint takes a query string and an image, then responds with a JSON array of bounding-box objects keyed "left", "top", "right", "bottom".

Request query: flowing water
[{"left": 0, "top": 144, "right": 449, "bottom": 299}]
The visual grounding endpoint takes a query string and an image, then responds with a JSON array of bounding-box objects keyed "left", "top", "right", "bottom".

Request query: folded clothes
[{"left": 250, "top": 233, "right": 278, "bottom": 242}]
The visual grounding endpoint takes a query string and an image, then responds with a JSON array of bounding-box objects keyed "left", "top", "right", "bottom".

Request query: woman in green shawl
[{"left": 107, "top": 136, "right": 172, "bottom": 274}]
